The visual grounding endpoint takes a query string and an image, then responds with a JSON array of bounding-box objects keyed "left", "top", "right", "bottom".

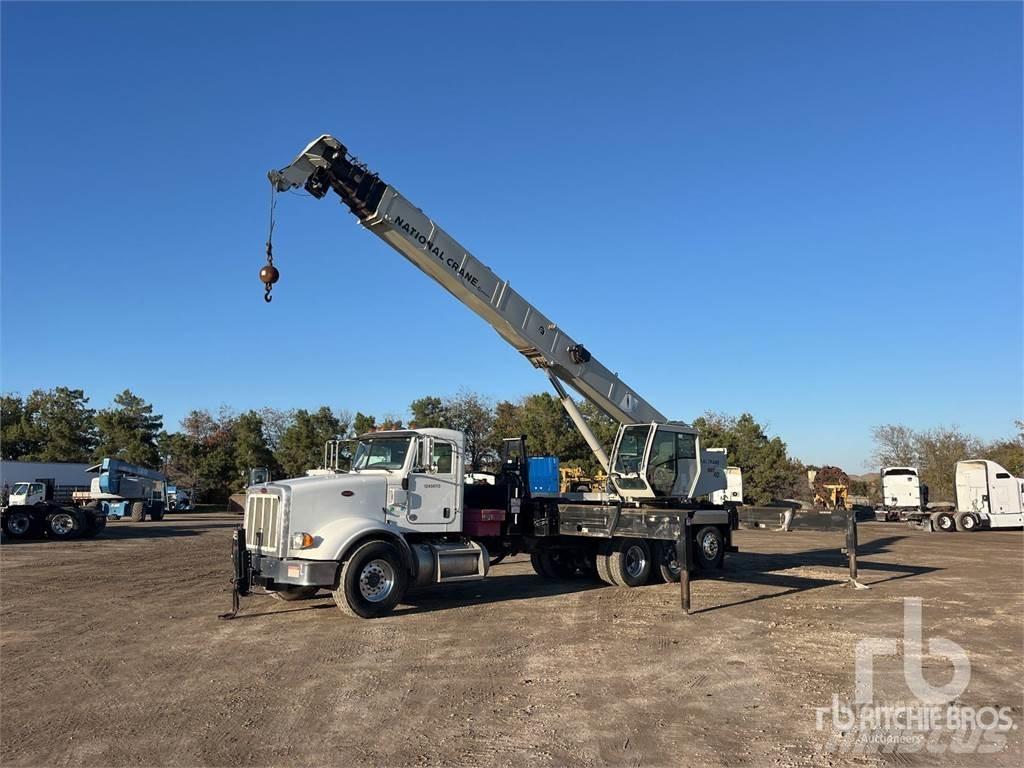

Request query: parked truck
[
  {"left": 906, "top": 460, "right": 1023, "bottom": 532},
  {"left": 72, "top": 459, "right": 167, "bottom": 522},
  {"left": 711, "top": 466, "right": 744, "bottom": 506},
  {"left": 2, "top": 478, "right": 107, "bottom": 540},
  {"left": 225, "top": 135, "right": 737, "bottom": 619},
  {"left": 876, "top": 466, "right": 927, "bottom": 521}
]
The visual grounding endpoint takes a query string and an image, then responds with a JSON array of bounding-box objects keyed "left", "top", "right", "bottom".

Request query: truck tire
[
  {"left": 2, "top": 507, "right": 39, "bottom": 539},
  {"left": 129, "top": 501, "right": 146, "bottom": 522},
  {"left": 333, "top": 540, "right": 408, "bottom": 619},
  {"left": 531, "top": 550, "right": 578, "bottom": 580},
  {"left": 76, "top": 501, "right": 101, "bottom": 536},
  {"left": 600, "top": 538, "right": 652, "bottom": 588},
  {"left": 149, "top": 503, "right": 165, "bottom": 522},
  {"left": 272, "top": 586, "right": 319, "bottom": 601},
  {"left": 694, "top": 526, "right": 726, "bottom": 571},
  {"left": 655, "top": 540, "right": 681, "bottom": 583},
  {"left": 45, "top": 509, "right": 82, "bottom": 540},
  {"left": 956, "top": 512, "right": 979, "bottom": 532},
  {"left": 934, "top": 512, "right": 956, "bottom": 532},
  {"left": 530, "top": 552, "right": 554, "bottom": 579}
]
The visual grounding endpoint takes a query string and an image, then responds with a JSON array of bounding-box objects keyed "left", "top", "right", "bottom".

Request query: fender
[{"left": 313, "top": 517, "right": 417, "bottom": 580}]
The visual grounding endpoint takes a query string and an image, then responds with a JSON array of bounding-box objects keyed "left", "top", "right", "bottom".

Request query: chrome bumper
[{"left": 250, "top": 553, "right": 339, "bottom": 588}]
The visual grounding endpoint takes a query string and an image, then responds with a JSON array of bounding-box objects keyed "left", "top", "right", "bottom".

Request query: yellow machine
[
  {"left": 559, "top": 466, "right": 608, "bottom": 494},
  {"left": 814, "top": 483, "right": 849, "bottom": 510}
]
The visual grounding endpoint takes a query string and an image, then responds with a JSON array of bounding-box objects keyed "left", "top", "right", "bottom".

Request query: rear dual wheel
[
  {"left": 596, "top": 539, "right": 652, "bottom": 587},
  {"left": 46, "top": 508, "right": 88, "bottom": 540}
]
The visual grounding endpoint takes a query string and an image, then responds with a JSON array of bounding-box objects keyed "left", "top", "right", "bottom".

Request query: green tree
[
  {"left": 276, "top": 407, "right": 348, "bottom": 477},
  {"left": 21, "top": 387, "right": 97, "bottom": 462},
  {"left": 93, "top": 390, "right": 162, "bottom": 467},
  {"left": 352, "top": 412, "right": 376, "bottom": 436},
  {"left": 409, "top": 396, "right": 448, "bottom": 428},
  {"left": 233, "top": 411, "right": 277, "bottom": 489},
  {"left": 692, "top": 412, "right": 803, "bottom": 504},
  {"left": 443, "top": 391, "right": 494, "bottom": 471},
  {"left": 1, "top": 393, "right": 37, "bottom": 459}
]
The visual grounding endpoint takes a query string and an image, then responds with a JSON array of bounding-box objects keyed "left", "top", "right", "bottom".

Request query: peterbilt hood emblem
[{"left": 341, "top": 490, "right": 355, "bottom": 497}]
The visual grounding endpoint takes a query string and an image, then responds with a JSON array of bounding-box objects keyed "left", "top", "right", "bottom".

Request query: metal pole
[
  {"left": 846, "top": 510, "right": 858, "bottom": 581},
  {"left": 546, "top": 373, "right": 611, "bottom": 473},
  {"left": 679, "top": 513, "right": 693, "bottom": 614}
]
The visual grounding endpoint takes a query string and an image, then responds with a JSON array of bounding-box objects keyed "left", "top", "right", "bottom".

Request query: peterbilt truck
[{"left": 227, "top": 135, "right": 736, "bottom": 619}]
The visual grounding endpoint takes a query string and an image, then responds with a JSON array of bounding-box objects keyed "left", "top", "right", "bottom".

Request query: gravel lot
[{"left": 1, "top": 511, "right": 1021, "bottom": 767}]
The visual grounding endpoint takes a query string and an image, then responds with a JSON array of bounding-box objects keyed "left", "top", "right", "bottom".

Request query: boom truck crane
[{"left": 226, "top": 134, "right": 733, "bottom": 619}]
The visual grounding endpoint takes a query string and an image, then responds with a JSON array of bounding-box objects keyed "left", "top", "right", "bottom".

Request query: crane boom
[
  {"left": 268, "top": 135, "right": 727, "bottom": 500},
  {"left": 269, "top": 135, "right": 666, "bottom": 439}
]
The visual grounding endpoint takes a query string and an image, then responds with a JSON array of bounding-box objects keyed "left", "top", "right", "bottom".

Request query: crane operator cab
[{"left": 609, "top": 422, "right": 722, "bottom": 502}]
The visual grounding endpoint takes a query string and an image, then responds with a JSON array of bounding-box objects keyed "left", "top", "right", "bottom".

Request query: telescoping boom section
[{"left": 270, "top": 135, "right": 724, "bottom": 502}]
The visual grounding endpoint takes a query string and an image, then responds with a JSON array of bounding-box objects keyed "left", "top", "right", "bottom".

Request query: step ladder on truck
[{"left": 226, "top": 134, "right": 738, "bottom": 619}]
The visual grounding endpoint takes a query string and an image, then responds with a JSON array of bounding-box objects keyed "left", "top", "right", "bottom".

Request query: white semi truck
[
  {"left": 906, "top": 460, "right": 1023, "bottom": 532},
  {"left": 711, "top": 466, "right": 743, "bottom": 506},
  {"left": 225, "top": 135, "right": 736, "bottom": 619},
  {"left": 877, "top": 466, "right": 927, "bottom": 521}
]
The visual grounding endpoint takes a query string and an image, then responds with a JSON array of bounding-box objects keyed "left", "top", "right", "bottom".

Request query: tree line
[{"left": 3, "top": 386, "right": 1018, "bottom": 506}]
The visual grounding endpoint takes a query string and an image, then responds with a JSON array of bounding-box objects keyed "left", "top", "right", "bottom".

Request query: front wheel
[
  {"left": 3, "top": 508, "right": 39, "bottom": 539},
  {"left": 333, "top": 540, "right": 408, "bottom": 619}
]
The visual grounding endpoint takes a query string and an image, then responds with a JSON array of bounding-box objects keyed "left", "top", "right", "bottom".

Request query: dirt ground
[{"left": 1, "top": 511, "right": 1021, "bottom": 768}]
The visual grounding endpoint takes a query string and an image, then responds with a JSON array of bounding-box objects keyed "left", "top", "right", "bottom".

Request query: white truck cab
[
  {"left": 9, "top": 482, "right": 49, "bottom": 507},
  {"left": 954, "top": 460, "right": 1023, "bottom": 530}
]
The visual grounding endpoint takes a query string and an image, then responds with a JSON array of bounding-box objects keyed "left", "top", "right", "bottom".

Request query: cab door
[{"left": 405, "top": 437, "right": 461, "bottom": 532}]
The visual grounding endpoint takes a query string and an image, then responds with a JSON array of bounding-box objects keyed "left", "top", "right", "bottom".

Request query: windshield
[
  {"left": 613, "top": 425, "right": 651, "bottom": 474},
  {"left": 12, "top": 483, "right": 30, "bottom": 495},
  {"left": 352, "top": 437, "right": 411, "bottom": 470}
]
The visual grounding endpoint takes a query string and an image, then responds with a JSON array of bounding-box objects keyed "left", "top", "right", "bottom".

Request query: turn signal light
[{"left": 290, "top": 532, "right": 314, "bottom": 549}]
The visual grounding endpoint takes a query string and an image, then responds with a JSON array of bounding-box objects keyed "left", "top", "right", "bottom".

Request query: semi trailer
[{"left": 224, "top": 134, "right": 736, "bottom": 619}]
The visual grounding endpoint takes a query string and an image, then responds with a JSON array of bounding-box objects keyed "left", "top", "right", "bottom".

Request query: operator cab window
[
  {"left": 613, "top": 425, "right": 650, "bottom": 475},
  {"left": 648, "top": 430, "right": 696, "bottom": 497}
]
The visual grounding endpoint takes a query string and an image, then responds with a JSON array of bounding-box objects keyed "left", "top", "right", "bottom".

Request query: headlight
[{"left": 290, "top": 532, "right": 314, "bottom": 549}]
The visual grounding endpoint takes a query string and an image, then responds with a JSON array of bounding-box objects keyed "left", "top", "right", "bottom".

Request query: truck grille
[{"left": 245, "top": 494, "right": 281, "bottom": 551}]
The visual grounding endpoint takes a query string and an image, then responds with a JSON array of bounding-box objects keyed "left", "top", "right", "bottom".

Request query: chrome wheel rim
[
  {"left": 624, "top": 545, "right": 647, "bottom": 578},
  {"left": 938, "top": 515, "right": 953, "bottom": 530},
  {"left": 359, "top": 559, "right": 395, "bottom": 603},
  {"left": 7, "top": 513, "right": 30, "bottom": 535},
  {"left": 962, "top": 516, "right": 975, "bottom": 530},
  {"left": 51, "top": 513, "right": 75, "bottom": 535},
  {"left": 701, "top": 533, "right": 720, "bottom": 560}
]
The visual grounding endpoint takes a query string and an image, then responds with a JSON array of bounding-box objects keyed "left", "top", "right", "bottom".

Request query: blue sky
[{"left": 2, "top": 1, "right": 1021, "bottom": 470}]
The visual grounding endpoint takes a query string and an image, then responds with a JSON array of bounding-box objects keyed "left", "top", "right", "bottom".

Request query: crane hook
[{"left": 261, "top": 184, "right": 280, "bottom": 303}]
